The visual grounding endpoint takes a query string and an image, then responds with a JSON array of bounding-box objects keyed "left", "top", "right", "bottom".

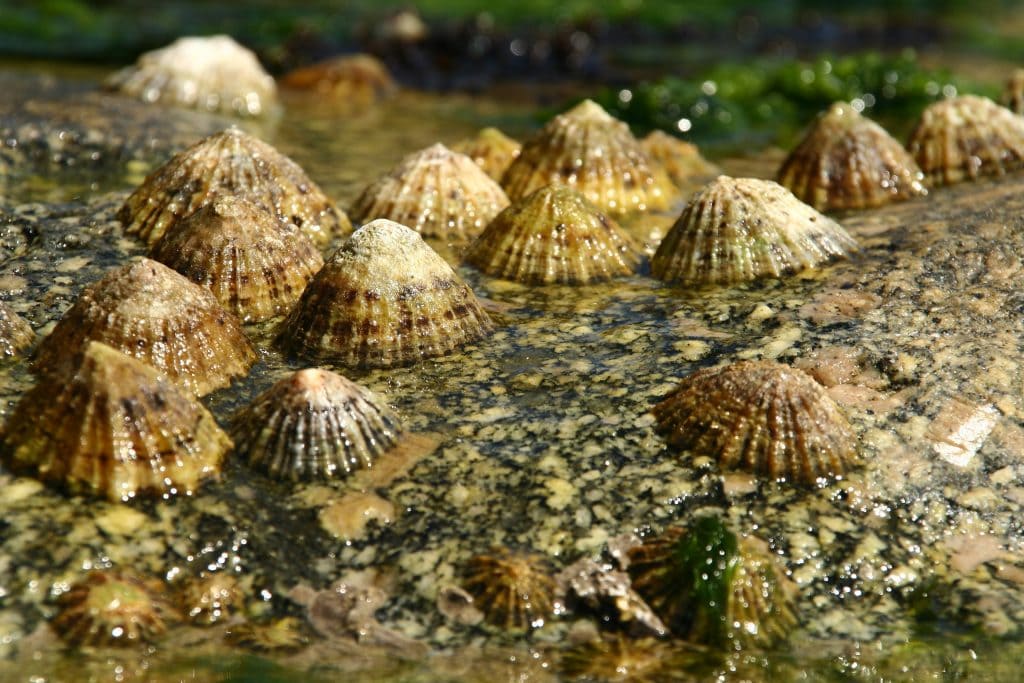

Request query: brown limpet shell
[
  {"left": 149, "top": 196, "right": 324, "bottom": 323},
  {"left": 31, "top": 257, "right": 256, "bottom": 397},
  {"left": 461, "top": 548, "right": 556, "bottom": 631},
  {"left": 51, "top": 569, "right": 180, "bottom": 647},
  {"left": 451, "top": 127, "right": 522, "bottom": 182},
  {"left": 907, "top": 95, "right": 1024, "bottom": 185},
  {"left": 500, "top": 99, "right": 675, "bottom": 215},
  {"left": 4, "top": 341, "right": 231, "bottom": 502},
  {"left": 278, "top": 219, "right": 493, "bottom": 368},
  {"left": 1001, "top": 69, "right": 1024, "bottom": 115},
  {"left": 0, "top": 302, "right": 34, "bottom": 358},
  {"left": 778, "top": 102, "right": 928, "bottom": 210},
  {"left": 652, "top": 360, "right": 859, "bottom": 485},
  {"left": 349, "top": 143, "right": 509, "bottom": 242},
  {"left": 118, "top": 127, "right": 349, "bottom": 248},
  {"left": 464, "top": 184, "right": 639, "bottom": 285},
  {"left": 280, "top": 53, "right": 397, "bottom": 103},
  {"left": 226, "top": 617, "right": 311, "bottom": 653},
  {"left": 640, "top": 130, "right": 719, "bottom": 186},
  {"left": 105, "top": 35, "right": 278, "bottom": 118},
  {"left": 179, "top": 573, "right": 241, "bottom": 626},
  {"left": 231, "top": 368, "right": 403, "bottom": 481},
  {"left": 651, "top": 176, "right": 859, "bottom": 285}
]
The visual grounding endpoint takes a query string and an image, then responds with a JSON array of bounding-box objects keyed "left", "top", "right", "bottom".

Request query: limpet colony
[
  {"left": 451, "top": 127, "right": 522, "bottom": 182},
  {"left": 231, "top": 368, "right": 403, "bottom": 481},
  {"left": 119, "top": 127, "right": 349, "bottom": 248},
  {"left": 105, "top": 35, "right": 278, "bottom": 118},
  {"left": 652, "top": 359, "right": 859, "bottom": 486},
  {"left": 651, "top": 175, "right": 859, "bottom": 285},
  {"left": 279, "top": 219, "right": 493, "bottom": 368},
  {"left": 461, "top": 548, "right": 557, "bottom": 631},
  {"left": 464, "top": 184, "right": 639, "bottom": 285}
]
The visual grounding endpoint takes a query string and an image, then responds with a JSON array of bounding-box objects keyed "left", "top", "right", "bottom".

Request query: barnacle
[
  {"left": 280, "top": 53, "right": 397, "bottom": 103},
  {"left": 461, "top": 548, "right": 557, "bottom": 631},
  {"left": 640, "top": 130, "right": 719, "bottom": 186},
  {"left": 451, "top": 127, "right": 522, "bottom": 182}
]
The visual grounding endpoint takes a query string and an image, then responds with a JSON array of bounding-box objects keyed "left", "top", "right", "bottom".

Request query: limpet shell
[
  {"left": 652, "top": 359, "right": 858, "bottom": 485},
  {"left": 4, "top": 341, "right": 232, "bottom": 502},
  {"left": 627, "top": 517, "right": 797, "bottom": 648},
  {"left": 461, "top": 548, "right": 556, "bottom": 631},
  {"left": 31, "top": 257, "right": 256, "bottom": 398},
  {"left": 179, "top": 573, "right": 241, "bottom": 626},
  {"left": 226, "top": 617, "right": 311, "bottom": 653},
  {"left": 279, "top": 219, "right": 493, "bottom": 368},
  {"left": 52, "top": 570, "right": 179, "bottom": 647},
  {"left": 464, "top": 184, "right": 639, "bottom": 285},
  {"left": 280, "top": 53, "right": 397, "bottom": 103},
  {"left": 907, "top": 95, "right": 1024, "bottom": 185},
  {"left": 778, "top": 102, "right": 928, "bottom": 210},
  {"left": 350, "top": 143, "right": 509, "bottom": 241},
  {"left": 500, "top": 99, "right": 675, "bottom": 215},
  {"left": 0, "top": 302, "right": 34, "bottom": 358},
  {"left": 640, "top": 130, "right": 719, "bottom": 186},
  {"left": 651, "top": 175, "right": 859, "bottom": 285},
  {"left": 231, "top": 368, "right": 403, "bottom": 481},
  {"left": 118, "top": 127, "right": 349, "bottom": 248},
  {"left": 451, "top": 127, "right": 522, "bottom": 182},
  {"left": 1001, "top": 69, "right": 1024, "bottom": 115},
  {"left": 105, "top": 35, "right": 278, "bottom": 118},
  {"left": 149, "top": 196, "right": 324, "bottom": 323}
]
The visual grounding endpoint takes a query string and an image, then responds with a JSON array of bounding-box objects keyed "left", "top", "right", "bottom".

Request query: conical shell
[
  {"left": 3, "top": 341, "right": 232, "bottom": 502},
  {"left": 451, "top": 127, "right": 522, "bottom": 182},
  {"left": 32, "top": 257, "right": 256, "bottom": 397},
  {"left": 0, "top": 302, "right": 34, "bottom": 358},
  {"left": 640, "top": 130, "right": 719, "bottom": 186},
  {"left": 651, "top": 176, "right": 859, "bottom": 285},
  {"left": 500, "top": 99, "right": 675, "bottom": 214},
  {"left": 350, "top": 143, "right": 509, "bottom": 241},
  {"left": 279, "top": 219, "right": 493, "bottom": 368},
  {"left": 907, "top": 95, "right": 1024, "bottom": 185},
  {"left": 118, "top": 127, "right": 349, "bottom": 248},
  {"left": 280, "top": 53, "right": 397, "bottom": 103},
  {"left": 778, "top": 102, "right": 928, "bottom": 210},
  {"left": 464, "top": 185, "right": 639, "bottom": 285},
  {"left": 149, "top": 196, "right": 324, "bottom": 323},
  {"left": 461, "top": 548, "right": 556, "bottom": 631},
  {"left": 105, "top": 35, "right": 278, "bottom": 118},
  {"left": 652, "top": 360, "right": 858, "bottom": 485},
  {"left": 1001, "top": 69, "right": 1024, "bottom": 115},
  {"left": 231, "top": 368, "right": 403, "bottom": 481}
]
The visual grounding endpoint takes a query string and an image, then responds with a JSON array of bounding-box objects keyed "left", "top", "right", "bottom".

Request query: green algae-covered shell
[
  {"left": 640, "top": 130, "right": 719, "bottom": 187},
  {"left": 464, "top": 184, "right": 639, "bottom": 285},
  {"left": 778, "top": 102, "right": 927, "bottom": 211},
  {"left": 231, "top": 368, "right": 403, "bottom": 481},
  {"left": 278, "top": 219, "right": 493, "bottom": 368},
  {"left": 0, "top": 301, "right": 34, "bottom": 358},
  {"left": 4, "top": 341, "right": 232, "bottom": 502},
  {"left": 501, "top": 99, "right": 675, "bottom": 215},
  {"left": 653, "top": 359, "right": 858, "bottom": 486},
  {"left": 31, "top": 257, "right": 256, "bottom": 398},
  {"left": 651, "top": 176, "right": 859, "bottom": 286},
  {"left": 451, "top": 127, "right": 522, "bottom": 182},
  {"left": 907, "top": 95, "right": 1024, "bottom": 186},
  {"left": 52, "top": 569, "right": 180, "bottom": 647},
  {"left": 280, "top": 53, "right": 397, "bottom": 103},
  {"left": 149, "top": 196, "right": 324, "bottom": 323},
  {"left": 627, "top": 517, "right": 797, "bottom": 649},
  {"left": 350, "top": 143, "right": 510, "bottom": 242},
  {"left": 119, "top": 127, "right": 349, "bottom": 248},
  {"left": 461, "top": 548, "right": 557, "bottom": 631}
]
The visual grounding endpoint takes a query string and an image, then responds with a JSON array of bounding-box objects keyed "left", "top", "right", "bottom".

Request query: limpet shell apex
[
  {"left": 651, "top": 175, "right": 859, "bottom": 285},
  {"left": 653, "top": 359, "right": 859, "bottom": 485}
]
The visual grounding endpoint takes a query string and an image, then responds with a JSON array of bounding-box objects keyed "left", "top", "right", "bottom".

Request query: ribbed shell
[
  {"left": 640, "top": 130, "right": 719, "bottom": 186},
  {"left": 231, "top": 368, "right": 403, "bottom": 481},
  {"left": 1001, "top": 69, "right": 1024, "bottom": 115},
  {"left": 500, "top": 99, "right": 675, "bottom": 215},
  {"left": 280, "top": 54, "right": 397, "bottom": 102},
  {"left": 461, "top": 548, "right": 556, "bottom": 631},
  {"left": 149, "top": 196, "right": 324, "bottom": 323},
  {"left": 179, "top": 573, "right": 240, "bottom": 625},
  {"left": 559, "top": 636, "right": 675, "bottom": 682},
  {"left": 118, "top": 127, "right": 349, "bottom": 247},
  {"left": 652, "top": 360, "right": 858, "bottom": 485},
  {"left": 3, "top": 341, "right": 232, "bottom": 502},
  {"left": 0, "top": 302, "right": 34, "bottom": 358},
  {"left": 651, "top": 176, "right": 859, "bottom": 285},
  {"left": 279, "top": 219, "right": 493, "bottom": 368},
  {"left": 451, "top": 127, "right": 522, "bottom": 181},
  {"left": 31, "top": 257, "right": 256, "bottom": 397},
  {"left": 105, "top": 35, "right": 278, "bottom": 118},
  {"left": 907, "top": 95, "right": 1024, "bottom": 185},
  {"left": 778, "top": 102, "right": 928, "bottom": 210},
  {"left": 464, "top": 185, "right": 639, "bottom": 285},
  {"left": 51, "top": 570, "right": 179, "bottom": 647},
  {"left": 350, "top": 143, "right": 509, "bottom": 241}
]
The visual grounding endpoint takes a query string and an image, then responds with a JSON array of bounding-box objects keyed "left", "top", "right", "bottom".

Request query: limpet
[
  {"left": 451, "top": 127, "right": 522, "bottom": 182},
  {"left": 0, "top": 301, "right": 34, "bottom": 358},
  {"left": 280, "top": 53, "right": 397, "bottom": 103},
  {"left": 461, "top": 548, "right": 557, "bottom": 631},
  {"left": 640, "top": 130, "right": 719, "bottom": 186}
]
